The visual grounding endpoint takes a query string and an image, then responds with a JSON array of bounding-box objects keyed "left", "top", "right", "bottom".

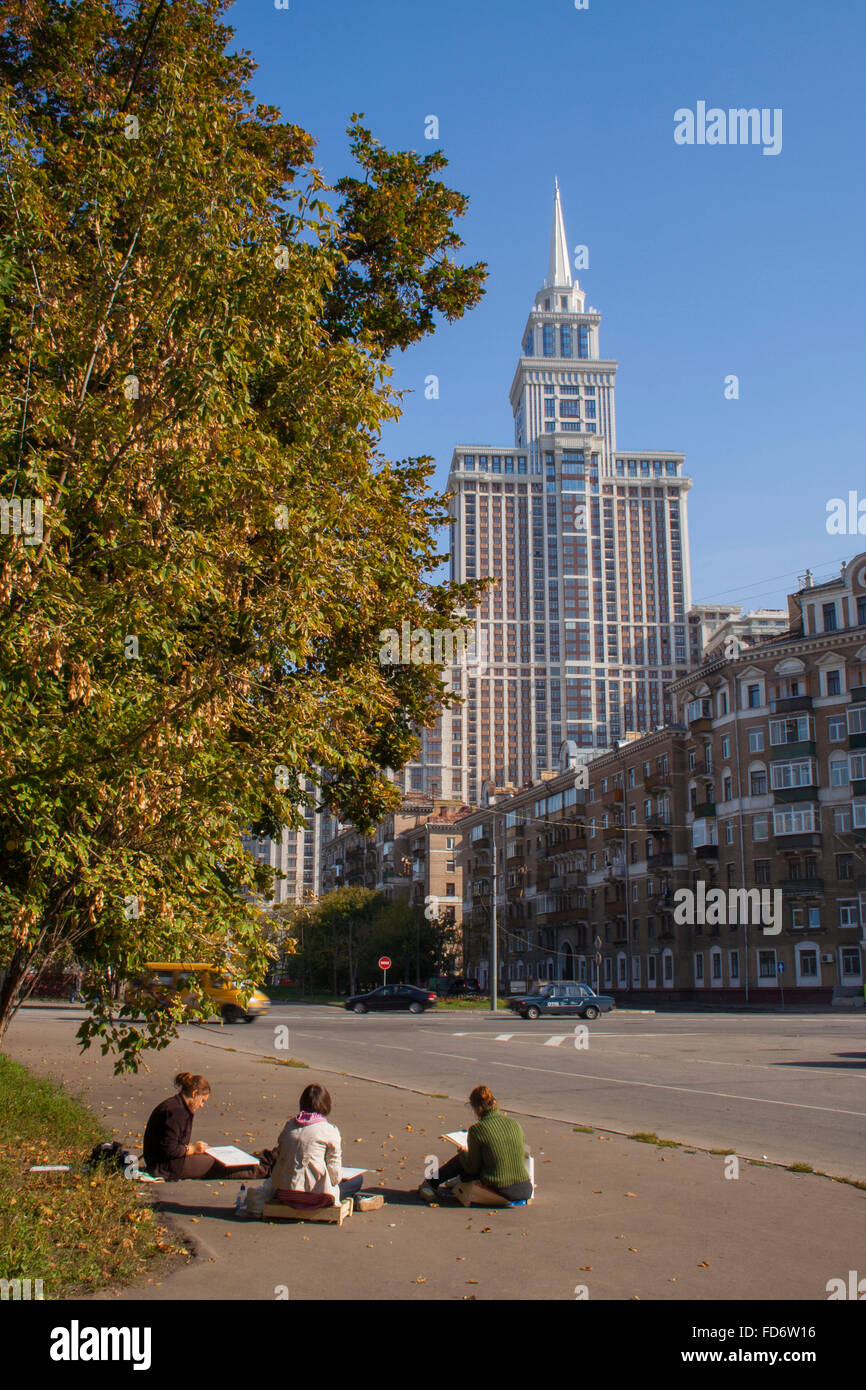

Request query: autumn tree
[{"left": 0, "top": 0, "right": 485, "bottom": 1066}]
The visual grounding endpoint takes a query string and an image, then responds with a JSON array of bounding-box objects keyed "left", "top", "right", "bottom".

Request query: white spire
[{"left": 548, "top": 178, "right": 573, "bottom": 289}]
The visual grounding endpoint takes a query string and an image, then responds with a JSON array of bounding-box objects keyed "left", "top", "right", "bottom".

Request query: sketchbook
[
  {"left": 440, "top": 1131, "right": 468, "bottom": 1149},
  {"left": 204, "top": 1145, "right": 258, "bottom": 1167},
  {"left": 340, "top": 1167, "right": 367, "bottom": 1181}
]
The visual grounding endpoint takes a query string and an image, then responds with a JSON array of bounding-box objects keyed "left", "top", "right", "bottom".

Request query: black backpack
[{"left": 86, "top": 1141, "right": 141, "bottom": 1176}]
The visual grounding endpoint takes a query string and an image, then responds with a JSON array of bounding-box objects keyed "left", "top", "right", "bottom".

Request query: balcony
[
  {"left": 604, "top": 897, "right": 627, "bottom": 917},
  {"left": 771, "top": 695, "right": 813, "bottom": 713},
  {"left": 646, "top": 815, "right": 672, "bottom": 833},
  {"left": 655, "top": 894, "right": 676, "bottom": 913},
  {"left": 647, "top": 850, "right": 673, "bottom": 869},
  {"left": 602, "top": 825, "right": 625, "bottom": 843},
  {"left": 768, "top": 740, "right": 816, "bottom": 761},
  {"left": 645, "top": 774, "right": 671, "bottom": 793},
  {"left": 849, "top": 685, "right": 866, "bottom": 704},
  {"left": 777, "top": 832, "right": 822, "bottom": 852},
  {"left": 693, "top": 801, "right": 716, "bottom": 819},
  {"left": 687, "top": 716, "right": 713, "bottom": 735},
  {"left": 780, "top": 877, "right": 825, "bottom": 894},
  {"left": 772, "top": 786, "right": 816, "bottom": 804},
  {"left": 695, "top": 844, "right": 719, "bottom": 860}
]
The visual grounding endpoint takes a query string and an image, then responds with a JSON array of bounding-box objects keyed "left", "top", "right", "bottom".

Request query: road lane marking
[
  {"left": 462, "top": 1056, "right": 866, "bottom": 1118},
  {"left": 495, "top": 1033, "right": 515, "bottom": 1041},
  {"left": 544, "top": 1035, "right": 568, "bottom": 1047}
]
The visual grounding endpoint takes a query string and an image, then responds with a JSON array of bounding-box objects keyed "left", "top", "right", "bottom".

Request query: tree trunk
[{"left": 0, "top": 950, "right": 32, "bottom": 1039}]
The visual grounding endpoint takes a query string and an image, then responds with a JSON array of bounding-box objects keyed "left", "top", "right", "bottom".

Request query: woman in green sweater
[{"left": 419, "top": 1085, "right": 532, "bottom": 1204}]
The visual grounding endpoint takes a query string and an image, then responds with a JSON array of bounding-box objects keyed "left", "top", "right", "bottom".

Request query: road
[{"left": 24, "top": 1002, "right": 865, "bottom": 1180}]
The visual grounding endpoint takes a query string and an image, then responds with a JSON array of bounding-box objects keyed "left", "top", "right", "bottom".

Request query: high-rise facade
[{"left": 444, "top": 185, "right": 694, "bottom": 806}]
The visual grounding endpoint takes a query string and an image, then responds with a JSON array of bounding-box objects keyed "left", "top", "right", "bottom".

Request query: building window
[
  {"left": 822, "top": 603, "right": 837, "bottom": 632},
  {"left": 830, "top": 757, "right": 849, "bottom": 788},
  {"left": 750, "top": 770, "right": 767, "bottom": 795},
  {"left": 578, "top": 325, "right": 590, "bottom": 358},
  {"left": 828, "top": 716, "right": 846, "bottom": 741},
  {"left": 758, "top": 950, "right": 776, "bottom": 979},
  {"left": 848, "top": 706, "right": 866, "bottom": 736},
  {"left": 748, "top": 728, "right": 765, "bottom": 753},
  {"left": 747, "top": 684, "right": 762, "bottom": 708},
  {"left": 827, "top": 669, "right": 842, "bottom": 695},
  {"left": 543, "top": 326, "right": 555, "bottom": 357},
  {"left": 774, "top": 805, "right": 818, "bottom": 835},
  {"left": 721, "top": 736, "right": 730, "bottom": 759},
  {"left": 770, "top": 760, "right": 815, "bottom": 790}
]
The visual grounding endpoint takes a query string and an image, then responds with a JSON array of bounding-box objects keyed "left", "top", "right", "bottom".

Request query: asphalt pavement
[{"left": 4, "top": 1006, "right": 865, "bottom": 1301}]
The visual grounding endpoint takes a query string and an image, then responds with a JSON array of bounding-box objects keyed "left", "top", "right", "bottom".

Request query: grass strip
[{"left": 0, "top": 1052, "right": 185, "bottom": 1299}]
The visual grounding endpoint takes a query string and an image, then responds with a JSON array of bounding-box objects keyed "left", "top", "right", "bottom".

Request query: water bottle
[{"left": 235, "top": 1183, "right": 247, "bottom": 1215}]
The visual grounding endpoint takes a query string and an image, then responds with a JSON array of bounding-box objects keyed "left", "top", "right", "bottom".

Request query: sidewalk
[{"left": 4, "top": 1016, "right": 863, "bottom": 1301}]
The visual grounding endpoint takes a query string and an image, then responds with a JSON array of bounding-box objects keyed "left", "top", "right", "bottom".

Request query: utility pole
[{"left": 490, "top": 812, "right": 498, "bottom": 1012}]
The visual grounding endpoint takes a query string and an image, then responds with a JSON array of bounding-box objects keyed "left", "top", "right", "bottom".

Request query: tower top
[{"left": 548, "top": 179, "right": 573, "bottom": 289}]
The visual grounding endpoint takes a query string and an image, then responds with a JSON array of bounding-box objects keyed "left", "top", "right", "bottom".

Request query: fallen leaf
[
  {"left": 579, "top": 1265, "right": 593, "bottom": 1271},
  {"left": 466, "top": 1279, "right": 479, "bottom": 1285},
  {"left": 625, "top": 1192, "right": 637, "bottom": 1198},
  {"left": 628, "top": 1247, "right": 638, "bottom": 1253},
  {"left": 414, "top": 1276, "right": 427, "bottom": 1284},
  {"left": 698, "top": 1261, "right": 709, "bottom": 1268}
]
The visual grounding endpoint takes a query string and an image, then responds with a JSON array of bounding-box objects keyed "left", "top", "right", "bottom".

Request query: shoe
[
  {"left": 418, "top": 1182, "right": 439, "bottom": 1206},
  {"left": 354, "top": 1192, "right": 384, "bottom": 1212}
]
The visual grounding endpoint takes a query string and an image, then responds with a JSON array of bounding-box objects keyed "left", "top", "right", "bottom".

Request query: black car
[
  {"left": 508, "top": 982, "right": 615, "bottom": 1021},
  {"left": 344, "top": 983, "right": 437, "bottom": 1014}
]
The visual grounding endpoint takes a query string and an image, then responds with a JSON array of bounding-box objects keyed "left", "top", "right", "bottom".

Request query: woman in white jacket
[{"left": 246, "top": 1083, "right": 366, "bottom": 1217}]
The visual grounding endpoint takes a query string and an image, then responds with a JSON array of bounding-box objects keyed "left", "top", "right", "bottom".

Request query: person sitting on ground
[
  {"left": 246, "top": 1082, "right": 376, "bottom": 1217},
  {"left": 418, "top": 1085, "right": 532, "bottom": 1205},
  {"left": 142, "top": 1072, "right": 267, "bottom": 1180}
]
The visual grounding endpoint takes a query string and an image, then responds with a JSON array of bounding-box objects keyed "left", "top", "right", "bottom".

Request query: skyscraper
[{"left": 443, "top": 185, "right": 694, "bottom": 805}]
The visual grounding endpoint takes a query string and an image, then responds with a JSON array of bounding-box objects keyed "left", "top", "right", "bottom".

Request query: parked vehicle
[
  {"left": 508, "top": 982, "right": 615, "bottom": 1021},
  {"left": 126, "top": 962, "right": 270, "bottom": 1023},
  {"left": 344, "top": 983, "right": 437, "bottom": 1014}
]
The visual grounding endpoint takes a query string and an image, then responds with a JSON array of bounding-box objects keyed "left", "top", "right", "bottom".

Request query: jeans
[{"left": 431, "top": 1153, "right": 532, "bottom": 1203}]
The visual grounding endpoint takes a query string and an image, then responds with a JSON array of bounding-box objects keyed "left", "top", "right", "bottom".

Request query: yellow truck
[{"left": 129, "top": 962, "right": 270, "bottom": 1024}]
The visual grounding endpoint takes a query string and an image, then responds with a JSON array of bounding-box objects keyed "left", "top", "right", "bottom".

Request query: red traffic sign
[{"left": 378, "top": 956, "right": 392, "bottom": 970}]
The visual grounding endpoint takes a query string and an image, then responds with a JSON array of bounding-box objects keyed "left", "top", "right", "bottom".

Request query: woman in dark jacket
[{"left": 143, "top": 1072, "right": 266, "bottom": 1179}]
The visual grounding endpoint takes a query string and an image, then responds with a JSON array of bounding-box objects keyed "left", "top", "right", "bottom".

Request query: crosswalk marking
[
  {"left": 544, "top": 1034, "right": 569, "bottom": 1047},
  {"left": 495, "top": 1033, "right": 514, "bottom": 1041}
]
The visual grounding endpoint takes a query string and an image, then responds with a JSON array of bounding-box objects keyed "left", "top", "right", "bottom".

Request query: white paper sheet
[
  {"left": 204, "top": 1145, "right": 258, "bottom": 1167},
  {"left": 440, "top": 1131, "right": 468, "bottom": 1149}
]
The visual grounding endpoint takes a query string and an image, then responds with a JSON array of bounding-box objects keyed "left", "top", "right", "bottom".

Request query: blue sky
[{"left": 228, "top": 0, "right": 865, "bottom": 612}]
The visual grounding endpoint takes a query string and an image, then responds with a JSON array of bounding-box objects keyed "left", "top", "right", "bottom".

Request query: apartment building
[
  {"left": 583, "top": 729, "right": 691, "bottom": 996},
  {"left": 320, "top": 797, "right": 468, "bottom": 959},
  {"left": 667, "top": 556, "right": 866, "bottom": 1003},
  {"left": 457, "top": 756, "right": 588, "bottom": 991}
]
